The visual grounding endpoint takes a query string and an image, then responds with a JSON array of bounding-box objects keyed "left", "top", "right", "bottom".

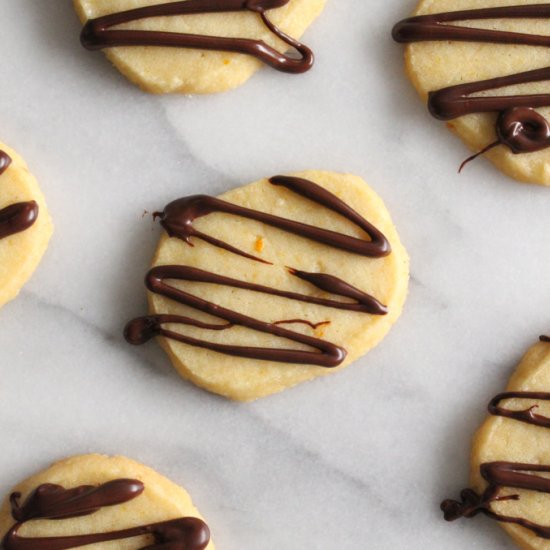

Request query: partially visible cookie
[
  {"left": 0, "top": 454, "right": 214, "bottom": 550},
  {"left": 442, "top": 336, "right": 550, "bottom": 549},
  {"left": 74, "top": 0, "right": 326, "bottom": 94},
  {"left": 0, "top": 143, "right": 53, "bottom": 310},
  {"left": 125, "top": 170, "right": 409, "bottom": 401},
  {"left": 393, "top": 0, "right": 550, "bottom": 185}
]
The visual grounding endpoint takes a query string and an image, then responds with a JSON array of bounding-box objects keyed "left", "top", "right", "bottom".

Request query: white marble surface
[{"left": 0, "top": 1, "right": 549, "bottom": 548}]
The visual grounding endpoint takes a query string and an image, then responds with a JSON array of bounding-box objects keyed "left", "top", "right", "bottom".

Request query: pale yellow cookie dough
[
  {"left": 404, "top": 0, "right": 550, "bottom": 185},
  {"left": 74, "top": 0, "right": 326, "bottom": 94},
  {"left": 471, "top": 338, "right": 550, "bottom": 549},
  {"left": 0, "top": 454, "right": 215, "bottom": 550},
  {"left": 148, "top": 170, "right": 409, "bottom": 401},
  {"left": 0, "top": 142, "right": 53, "bottom": 310}
]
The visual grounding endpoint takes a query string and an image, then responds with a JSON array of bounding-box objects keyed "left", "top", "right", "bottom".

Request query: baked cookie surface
[
  {"left": 0, "top": 142, "right": 52, "bottom": 310},
  {"left": 442, "top": 337, "right": 550, "bottom": 549},
  {"left": 74, "top": 0, "right": 326, "bottom": 94},
  {"left": 125, "top": 170, "right": 409, "bottom": 401},
  {"left": 0, "top": 454, "right": 214, "bottom": 550},
  {"left": 394, "top": 0, "right": 550, "bottom": 185}
]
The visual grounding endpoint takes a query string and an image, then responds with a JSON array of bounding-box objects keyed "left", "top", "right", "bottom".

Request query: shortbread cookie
[
  {"left": 442, "top": 336, "right": 550, "bottom": 549},
  {"left": 393, "top": 0, "right": 550, "bottom": 185},
  {"left": 74, "top": 0, "right": 326, "bottom": 94},
  {"left": 0, "top": 454, "right": 214, "bottom": 550},
  {"left": 0, "top": 143, "right": 53, "bottom": 310},
  {"left": 125, "top": 170, "right": 409, "bottom": 401}
]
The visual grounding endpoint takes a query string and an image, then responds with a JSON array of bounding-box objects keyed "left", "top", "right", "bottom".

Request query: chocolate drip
[
  {"left": 274, "top": 319, "right": 330, "bottom": 330},
  {"left": 3, "top": 517, "right": 209, "bottom": 550},
  {"left": 125, "top": 265, "right": 347, "bottom": 367},
  {"left": 541, "top": 335, "right": 550, "bottom": 343},
  {"left": 442, "top": 462, "right": 550, "bottom": 539},
  {"left": 2, "top": 480, "right": 210, "bottom": 550},
  {"left": 80, "top": 0, "right": 314, "bottom": 74},
  {"left": 0, "top": 150, "right": 11, "bottom": 175},
  {"left": 0, "top": 201, "right": 39, "bottom": 240},
  {"left": 9, "top": 479, "right": 144, "bottom": 522},
  {"left": 489, "top": 392, "right": 550, "bottom": 428},
  {"left": 157, "top": 176, "right": 390, "bottom": 261},
  {"left": 392, "top": 5, "right": 550, "bottom": 158}
]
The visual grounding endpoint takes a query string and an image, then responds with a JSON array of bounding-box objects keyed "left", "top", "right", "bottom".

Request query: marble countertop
[{"left": 1, "top": 1, "right": 548, "bottom": 549}]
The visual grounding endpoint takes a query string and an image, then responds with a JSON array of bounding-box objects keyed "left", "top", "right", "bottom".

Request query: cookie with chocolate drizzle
[
  {"left": 442, "top": 336, "right": 550, "bottom": 549},
  {"left": 74, "top": 0, "right": 326, "bottom": 94},
  {"left": 0, "top": 142, "right": 53, "bottom": 310},
  {"left": 393, "top": 0, "right": 550, "bottom": 185},
  {"left": 125, "top": 170, "right": 409, "bottom": 401},
  {"left": 0, "top": 454, "right": 214, "bottom": 550}
]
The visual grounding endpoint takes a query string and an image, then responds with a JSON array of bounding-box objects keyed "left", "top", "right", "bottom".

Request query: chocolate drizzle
[
  {"left": 125, "top": 265, "right": 348, "bottom": 367},
  {"left": 393, "top": 5, "right": 550, "bottom": 164},
  {"left": 156, "top": 175, "right": 391, "bottom": 261},
  {"left": 489, "top": 392, "right": 550, "bottom": 428},
  {"left": 0, "top": 150, "right": 39, "bottom": 240},
  {"left": 541, "top": 335, "right": 550, "bottom": 343},
  {"left": 442, "top": 356, "right": 550, "bottom": 539},
  {"left": 2, "top": 479, "right": 210, "bottom": 550},
  {"left": 9, "top": 480, "right": 144, "bottom": 522},
  {"left": 125, "top": 176, "right": 390, "bottom": 368},
  {"left": 442, "top": 463, "right": 550, "bottom": 538},
  {"left": 80, "top": 0, "right": 314, "bottom": 74}
]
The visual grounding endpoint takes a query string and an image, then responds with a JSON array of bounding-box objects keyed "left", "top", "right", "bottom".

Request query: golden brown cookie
[
  {"left": 0, "top": 454, "right": 214, "bottom": 550},
  {"left": 442, "top": 336, "right": 550, "bottom": 549},
  {"left": 74, "top": 0, "right": 326, "bottom": 94},
  {"left": 0, "top": 142, "right": 53, "bottom": 310},
  {"left": 125, "top": 170, "right": 409, "bottom": 401},
  {"left": 393, "top": 0, "right": 550, "bottom": 185}
]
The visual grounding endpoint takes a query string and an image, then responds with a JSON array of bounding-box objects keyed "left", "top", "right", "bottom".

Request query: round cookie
[
  {"left": 126, "top": 170, "right": 409, "bottom": 401},
  {"left": 0, "top": 454, "right": 214, "bottom": 549},
  {"left": 0, "top": 142, "right": 53, "bottom": 310},
  {"left": 74, "top": 0, "right": 327, "bottom": 94},
  {"left": 396, "top": 0, "right": 550, "bottom": 185},
  {"left": 442, "top": 337, "right": 550, "bottom": 549},
  {"left": 470, "top": 337, "right": 550, "bottom": 549}
]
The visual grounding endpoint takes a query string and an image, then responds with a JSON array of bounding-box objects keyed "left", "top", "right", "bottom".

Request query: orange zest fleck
[{"left": 254, "top": 236, "right": 264, "bottom": 253}]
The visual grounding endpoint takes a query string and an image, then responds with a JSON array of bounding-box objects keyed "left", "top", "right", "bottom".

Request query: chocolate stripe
[
  {"left": 157, "top": 176, "right": 391, "bottom": 261},
  {"left": 125, "top": 265, "right": 347, "bottom": 367},
  {"left": 442, "top": 463, "right": 550, "bottom": 539},
  {"left": 80, "top": 0, "right": 314, "bottom": 74},
  {"left": 489, "top": 391, "right": 550, "bottom": 428},
  {"left": 2, "top": 480, "right": 210, "bottom": 550}
]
